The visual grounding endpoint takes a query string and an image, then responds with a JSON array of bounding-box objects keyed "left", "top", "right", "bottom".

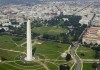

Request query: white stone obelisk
[{"left": 26, "top": 19, "right": 33, "bottom": 61}]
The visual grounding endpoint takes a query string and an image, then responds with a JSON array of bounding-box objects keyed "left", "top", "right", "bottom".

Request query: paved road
[
  {"left": 70, "top": 41, "right": 81, "bottom": 70},
  {"left": 70, "top": 12, "right": 96, "bottom": 70},
  {"left": 98, "top": 63, "right": 100, "bottom": 70},
  {"left": 73, "top": 2, "right": 95, "bottom": 15}
]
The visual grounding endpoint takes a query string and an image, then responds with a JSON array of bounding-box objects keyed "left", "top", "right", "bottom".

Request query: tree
[
  {"left": 12, "top": 37, "right": 23, "bottom": 41},
  {"left": 59, "top": 64, "right": 65, "bottom": 70},
  {"left": 83, "top": 42, "right": 89, "bottom": 47},
  {"left": 80, "top": 53, "right": 85, "bottom": 56},
  {"left": 0, "top": 28, "right": 5, "bottom": 33},
  {"left": 32, "top": 32, "right": 39, "bottom": 39},
  {"left": 1, "top": 57, "right": 7, "bottom": 61},
  {"left": 65, "top": 54, "right": 71, "bottom": 61},
  {"left": 32, "top": 47, "right": 36, "bottom": 56},
  {"left": 42, "top": 34, "right": 56, "bottom": 40},
  {"left": 94, "top": 43, "right": 98, "bottom": 46},
  {"left": 92, "top": 63, "right": 98, "bottom": 68},
  {"left": 95, "top": 51, "right": 99, "bottom": 59},
  {"left": 59, "top": 64, "right": 70, "bottom": 70}
]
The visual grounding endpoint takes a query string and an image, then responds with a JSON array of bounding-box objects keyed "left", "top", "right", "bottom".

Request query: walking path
[
  {"left": 82, "top": 59, "right": 99, "bottom": 63},
  {"left": 0, "top": 48, "right": 25, "bottom": 54}
]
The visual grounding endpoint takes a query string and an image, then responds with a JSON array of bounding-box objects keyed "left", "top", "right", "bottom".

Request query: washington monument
[{"left": 25, "top": 19, "right": 34, "bottom": 61}]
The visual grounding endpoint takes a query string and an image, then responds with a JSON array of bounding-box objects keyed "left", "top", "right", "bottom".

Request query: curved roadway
[{"left": 70, "top": 41, "right": 81, "bottom": 70}]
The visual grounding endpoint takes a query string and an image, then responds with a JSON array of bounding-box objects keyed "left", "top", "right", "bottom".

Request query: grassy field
[
  {"left": 83, "top": 63, "right": 96, "bottom": 70},
  {"left": 76, "top": 46, "right": 96, "bottom": 59},
  {"left": 0, "top": 49, "right": 21, "bottom": 61},
  {"left": 0, "top": 35, "right": 25, "bottom": 52},
  {"left": 0, "top": 62, "right": 44, "bottom": 70},
  {"left": 0, "top": 63, "right": 23, "bottom": 70},
  {"left": 35, "top": 41, "right": 70, "bottom": 59},
  {"left": 0, "top": 38, "right": 73, "bottom": 70},
  {"left": 32, "top": 26, "right": 67, "bottom": 35},
  {"left": 71, "top": 63, "right": 76, "bottom": 70},
  {"left": 11, "top": 36, "right": 25, "bottom": 45}
]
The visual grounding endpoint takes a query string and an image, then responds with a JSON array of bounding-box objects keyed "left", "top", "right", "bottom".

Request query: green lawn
[
  {"left": 71, "top": 64, "right": 76, "bottom": 70},
  {"left": 0, "top": 49, "right": 21, "bottom": 61},
  {"left": 77, "top": 46, "right": 96, "bottom": 59},
  {"left": 0, "top": 35, "right": 25, "bottom": 52},
  {"left": 83, "top": 63, "right": 96, "bottom": 70},
  {"left": 32, "top": 26, "right": 67, "bottom": 35},
  {"left": 11, "top": 36, "right": 25, "bottom": 45},
  {"left": 0, "top": 62, "right": 44, "bottom": 70},
  {"left": 0, "top": 37, "right": 73, "bottom": 70},
  {"left": 0, "top": 63, "right": 23, "bottom": 70},
  {"left": 34, "top": 41, "right": 70, "bottom": 59},
  {"left": 46, "top": 62, "right": 58, "bottom": 70}
]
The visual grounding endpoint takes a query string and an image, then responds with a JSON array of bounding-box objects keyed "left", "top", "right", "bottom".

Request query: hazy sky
[{"left": 0, "top": 0, "right": 99, "bottom": 5}]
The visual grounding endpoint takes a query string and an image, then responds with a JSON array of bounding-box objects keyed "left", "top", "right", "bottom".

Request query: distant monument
[{"left": 25, "top": 19, "right": 35, "bottom": 61}]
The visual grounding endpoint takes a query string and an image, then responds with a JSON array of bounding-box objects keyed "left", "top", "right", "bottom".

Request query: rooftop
[{"left": 83, "top": 27, "right": 100, "bottom": 40}]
